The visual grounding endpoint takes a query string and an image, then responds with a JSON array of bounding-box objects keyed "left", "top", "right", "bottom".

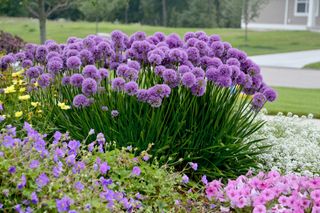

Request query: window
[{"left": 295, "top": 0, "right": 309, "bottom": 16}]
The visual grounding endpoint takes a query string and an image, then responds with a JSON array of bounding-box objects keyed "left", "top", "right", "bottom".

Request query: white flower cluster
[{"left": 250, "top": 111, "right": 320, "bottom": 176}]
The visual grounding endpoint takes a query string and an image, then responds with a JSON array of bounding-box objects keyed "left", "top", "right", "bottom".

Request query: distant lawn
[
  {"left": 265, "top": 87, "right": 320, "bottom": 118},
  {"left": 304, "top": 62, "right": 320, "bottom": 70},
  {"left": 2, "top": 17, "right": 320, "bottom": 55}
]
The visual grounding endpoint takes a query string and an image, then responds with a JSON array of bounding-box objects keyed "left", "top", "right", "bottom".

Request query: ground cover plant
[
  {"left": 0, "top": 30, "right": 277, "bottom": 179},
  {"left": 0, "top": 123, "right": 209, "bottom": 212},
  {"left": 0, "top": 30, "right": 25, "bottom": 54},
  {"left": 251, "top": 112, "right": 320, "bottom": 176}
]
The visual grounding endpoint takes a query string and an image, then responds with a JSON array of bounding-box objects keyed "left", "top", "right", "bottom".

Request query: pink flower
[
  {"left": 311, "top": 190, "right": 320, "bottom": 202},
  {"left": 253, "top": 204, "right": 266, "bottom": 213}
]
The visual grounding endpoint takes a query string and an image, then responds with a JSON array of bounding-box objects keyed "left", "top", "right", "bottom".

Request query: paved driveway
[
  {"left": 250, "top": 49, "right": 320, "bottom": 68},
  {"left": 260, "top": 66, "right": 320, "bottom": 88}
]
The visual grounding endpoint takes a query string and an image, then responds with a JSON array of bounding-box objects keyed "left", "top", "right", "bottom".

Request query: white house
[{"left": 242, "top": 0, "right": 320, "bottom": 30}]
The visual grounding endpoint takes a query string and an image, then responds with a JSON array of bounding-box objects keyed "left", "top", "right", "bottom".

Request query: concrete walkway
[
  {"left": 250, "top": 49, "right": 320, "bottom": 68},
  {"left": 260, "top": 66, "right": 320, "bottom": 88}
]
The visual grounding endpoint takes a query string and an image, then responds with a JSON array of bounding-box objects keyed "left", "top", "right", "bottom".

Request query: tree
[
  {"left": 242, "top": 0, "right": 269, "bottom": 41},
  {"left": 22, "top": 0, "right": 72, "bottom": 44},
  {"left": 161, "top": 0, "right": 167, "bottom": 26}
]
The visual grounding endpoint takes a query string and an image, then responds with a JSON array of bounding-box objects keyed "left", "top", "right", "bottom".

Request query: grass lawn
[
  {"left": 2, "top": 17, "right": 320, "bottom": 56},
  {"left": 304, "top": 62, "right": 320, "bottom": 70},
  {"left": 265, "top": 87, "right": 320, "bottom": 118}
]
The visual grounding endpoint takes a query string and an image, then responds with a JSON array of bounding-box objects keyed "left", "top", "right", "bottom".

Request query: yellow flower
[
  {"left": 12, "top": 79, "right": 18, "bottom": 85},
  {"left": 31, "top": 102, "right": 40, "bottom": 107},
  {"left": 15, "top": 111, "right": 23, "bottom": 118},
  {"left": 4, "top": 85, "right": 16, "bottom": 94},
  {"left": 19, "top": 88, "right": 26, "bottom": 93},
  {"left": 58, "top": 102, "right": 71, "bottom": 110},
  {"left": 34, "top": 82, "right": 39, "bottom": 87},
  {"left": 12, "top": 70, "right": 24, "bottom": 77},
  {"left": 18, "top": 95, "right": 30, "bottom": 101},
  {"left": 37, "top": 110, "right": 43, "bottom": 113}
]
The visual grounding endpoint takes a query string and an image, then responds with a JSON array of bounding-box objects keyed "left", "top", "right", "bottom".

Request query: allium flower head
[
  {"left": 182, "top": 72, "right": 196, "bottom": 88},
  {"left": 47, "top": 59, "right": 63, "bottom": 75},
  {"left": 81, "top": 78, "right": 98, "bottom": 96},
  {"left": 73, "top": 94, "right": 90, "bottom": 108},
  {"left": 70, "top": 74, "right": 84, "bottom": 88},
  {"left": 37, "top": 73, "right": 52, "bottom": 88},
  {"left": 263, "top": 88, "right": 277, "bottom": 102},
  {"left": 124, "top": 81, "right": 139, "bottom": 96},
  {"left": 252, "top": 92, "right": 266, "bottom": 109},
  {"left": 83, "top": 65, "right": 99, "bottom": 79},
  {"left": 112, "top": 77, "right": 125, "bottom": 91},
  {"left": 66, "top": 56, "right": 81, "bottom": 70},
  {"left": 26, "top": 67, "right": 40, "bottom": 79}
]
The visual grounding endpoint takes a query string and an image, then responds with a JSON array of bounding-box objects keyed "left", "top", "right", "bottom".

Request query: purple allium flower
[
  {"left": 124, "top": 81, "right": 138, "bottom": 96},
  {"left": 182, "top": 72, "right": 196, "bottom": 88},
  {"left": 99, "top": 68, "right": 109, "bottom": 79},
  {"left": 35, "top": 45, "right": 47, "bottom": 62},
  {"left": 166, "top": 33, "right": 183, "bottom": 48},
  {"left": 184, "top": 32, "right": 196, "bottom": 41},
  {"left": 132, "top": 166, "right": 141, "bottom": 176},
  {"left": 82, "top": 65, "right": 99, "bottom": 79},
  {"left": 111, "top": 77, "right": 125, "bottom": 91},
  {"left": 182, "top": 174, "right": 189, "bottom": 183},
  {"left": 31, "top": 192, "right": 38, "bottom": 204},
  {"left": 244, "top": 74, "right": 253, "bottom": 88},
  {"left": 263, "top": 88, "right": 277, "bottom": 102},
  {"left": 70, "top": 74, "right": 84, "bottom": 88},
  {"left": 22, "top": 59, "right": 33, "bottom": 68},
  {"left": 163, "top": 69, "right": 177, "bottom": 83},
  {"left": 127, "top": 60, "right": 140, "bottom": 71},
  {"left": 73, "top": 94, "right": 90, "bottom": 108},
  {"left": 186, "top": 47, "right": 200, "bottom": 63},
  {"left": 47, "top": 59, "right": 63, "bottom": 75},
  {"left": 206, "top": 67, "right": 219, "bottom": 82},
  {"left": 37, "top": 73, "right": 52, "bottom": 88},
  {"left": 148, "top": 53, "right": 162, "bottom": 65},
  {"left": 26, "top": 67, "right": 40, "bottom": 79},
  {"left": 226, "top": 58, "right": 240, "bottom": 67},
  {"left": 252, "top": 92, "right": 267, "bottom": 109},
  {"left": 74, "top": 181, "right": 84, "bottom": 192},
  {"left": 29, "top": 160, "right": 40, "bottom": 169},
  {"left": 66, "top": 56, "right": 81, "bottom": 70},
  {"left": 210, "top": 41, "right": 224, "bottom": 57},
  {"left": 133, "top": 31, "right": 147, "bottom": 41},
  {"left": 218, "top": 64, "right": 232, "bottom": 77},
  {"left": 192, "top": 67, "right": 205, "bottom": 78},
  {"left": 216, "top": 77, "right": 232, "bottom": 87},
  {"left": 136, "top": 89, "right": 149, "bottom": 102},
  {"left": 154, "top": 65, "right": 166, "bottom": 77},
  {"left": 178, "top": 65, "right": 191, "bottom": 75},
  {"left": 111, "top": 110, "right": 119, "bottom": 117},
  {"left": 100, "top": 162, "right": 110, "bottom": 174},
  {"left": 36, "top": 173, "right": 49, "bottom": 188},
  {"left": 62, "top": 76, "right": 71, "bottom": 85},
  {"left": 81, "top": 78, "right": 97, "bottom": 96},
  {"left": 79, "top": 49, "right": 93, "bottom": 65},
  {"left": 189, "top": 162, "right": 198, "bottom": 171},
  {"left": 56, "top": 196, "right": 74, "bottom": 213},
  {"left": 191, "top": 78, "right": 207, "bottom": 96}
]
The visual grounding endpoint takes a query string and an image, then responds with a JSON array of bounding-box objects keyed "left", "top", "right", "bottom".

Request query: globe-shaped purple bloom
[
  {"left": 263, "top": 88, "right": 277, "bottom": 102},
  {"left": 70, "top": 74, "right": 84, "bottom": 88},
  {"left": 99, "top": 68, "right": 109, "bottom": 79},
  {"left": 81, "top": 78, "right": 98, "bottom": 96},
  {"left": 73, "top": 94, "right": 90, "bottom": 108},
  {"left": 37, "top": 74, "right": 52, "bottom": 88},
  {"left": 111, "top": 77, "right": 126, "bottom": 91},
  {"left": 47, "top": 59, "right": 63, "bottom": 75},
  {"left": 252, "top": 92, "right": 267, "bottom": 109},
  {"left": 66, "top": 56, "right": 81, "bottom": 70},
  {"left": 26, "top": 67, "right": 40, "bottom": 79},
  {"left": 82, "top": 65, "right": 99, "bottom": 79},
  {"left": 124, "top": 81, "right": 139, "bottom": 96},
  {"left": 182, "top": 72, "right": 196, "bottom": 88}
]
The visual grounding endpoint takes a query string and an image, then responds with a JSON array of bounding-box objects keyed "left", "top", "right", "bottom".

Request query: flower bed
[{"left": 0, "top": 31, "right": 277, "bottom": 178}]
